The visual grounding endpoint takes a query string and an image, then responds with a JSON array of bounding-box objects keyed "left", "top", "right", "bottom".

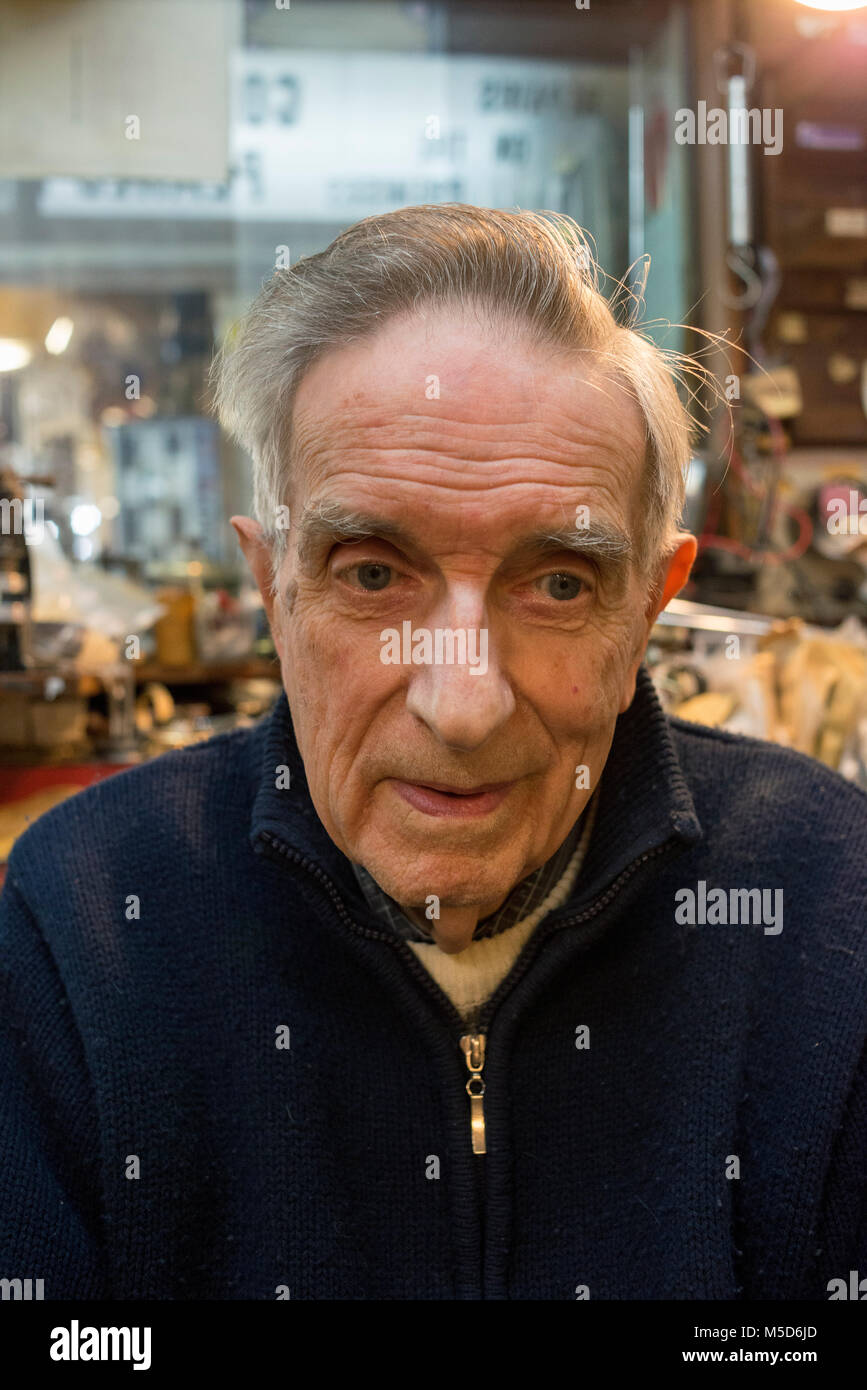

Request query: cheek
[
  {"left": 514, "top": 631, "right": 627, "bottom": 734},
  {"left": 281, "top": 606, "right": 393, "bottom": 759}
]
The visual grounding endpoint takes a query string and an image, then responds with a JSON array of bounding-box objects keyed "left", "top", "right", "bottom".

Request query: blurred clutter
[
  {"left": 649, "top": 605, "right": 867, "bottom": 787},
  {"left": 0, "top": 0, "right": 865, "bottom": 864}
]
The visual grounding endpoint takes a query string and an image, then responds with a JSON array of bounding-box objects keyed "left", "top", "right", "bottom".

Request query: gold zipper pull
[{"left": 460, "top": 1033, "right": 487, "bottom": 1155}]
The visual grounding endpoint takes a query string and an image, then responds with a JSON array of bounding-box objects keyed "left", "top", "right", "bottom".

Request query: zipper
[
  {"left": 257, "top": 831, "right": 678, "bottom": 1160},
  {"left": 457, "top": 840, "right": 677, "bottom": 1156},
  {"left": 459, "top": 1033, "right": 487, "bottom": 1154}
]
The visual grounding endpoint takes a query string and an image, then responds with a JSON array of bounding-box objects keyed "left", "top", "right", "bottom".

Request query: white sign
[
  {"left": 0, "top": 0, "right": 234, "bottom": 181},
  {"left": 38, "top": 51, "right": 612, "bottom": 229}
]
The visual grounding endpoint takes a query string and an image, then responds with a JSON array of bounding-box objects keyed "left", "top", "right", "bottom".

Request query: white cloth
[{"left": 408, "top": 793, "right": 599, "bottom": 1022}]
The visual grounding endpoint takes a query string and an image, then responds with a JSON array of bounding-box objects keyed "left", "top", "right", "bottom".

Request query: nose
[{"left": 404, "top": 630, "right": 515, "bottom": 751}]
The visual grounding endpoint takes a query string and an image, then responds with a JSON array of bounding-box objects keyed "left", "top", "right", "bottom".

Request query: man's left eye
[
  {"left": 345, "top": 561, "right": 393, "bottom": 591},
  {"left": 539, "top": 572, "right": 586, "bottom": 601}
]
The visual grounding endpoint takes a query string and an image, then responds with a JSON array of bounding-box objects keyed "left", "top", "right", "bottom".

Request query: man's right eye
[{"left": 348, "top": 562, "right": 392, "bottom": 591}]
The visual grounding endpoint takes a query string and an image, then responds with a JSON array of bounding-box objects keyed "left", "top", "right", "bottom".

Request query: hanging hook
[
  {"left": 721, "top": 247, "right": 763, "bottom": 310},
  {"left": 713, "top": 41, "right": 756, "bottom": 97}
]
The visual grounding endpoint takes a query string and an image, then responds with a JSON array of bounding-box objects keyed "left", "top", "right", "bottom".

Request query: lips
[
  {"left": 390, "top": 778, "right": 513, "bottom": 819},
  {"left": 412, "top": 780, "right": 507, "bottom": 795}
]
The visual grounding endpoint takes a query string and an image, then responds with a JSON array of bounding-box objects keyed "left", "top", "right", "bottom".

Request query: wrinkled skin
[{"left": 234, "top": 309, "right": 695, "bottom": 952}]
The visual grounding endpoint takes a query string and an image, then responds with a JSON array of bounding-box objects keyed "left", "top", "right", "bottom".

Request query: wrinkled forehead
[{"left": 285, "top": 309, "right": 649, "bottom": 545}]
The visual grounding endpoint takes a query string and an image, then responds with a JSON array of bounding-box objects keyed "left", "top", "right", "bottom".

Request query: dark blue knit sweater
[{"left": 1, "top": 666, "right": 866, "bottom": 1300}]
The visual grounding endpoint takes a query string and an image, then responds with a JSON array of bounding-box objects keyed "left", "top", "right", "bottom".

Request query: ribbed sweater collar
[{"left": 249, "top": 663, "right": 704, "bottom": 917}]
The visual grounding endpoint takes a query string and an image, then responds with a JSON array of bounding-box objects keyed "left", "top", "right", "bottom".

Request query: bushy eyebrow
[
  {"left": 295, "top": 501, "right": 634, "bottom": 584},
  {"left": 516, "top": 524, "right": 633, "bottom": 569},
  {"left": 296, "top": 502, "right": 415, "bottom": 569}
]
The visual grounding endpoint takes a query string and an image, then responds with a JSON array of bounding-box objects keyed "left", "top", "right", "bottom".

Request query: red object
[
  {"left": 0, "top": 763, "right": 132, "bottom": 887},
  {"left": 0, "top": 762, "right": 131, "bottom": 802}
]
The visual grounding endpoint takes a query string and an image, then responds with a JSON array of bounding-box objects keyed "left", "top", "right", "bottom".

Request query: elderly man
[{"left": 1, "top": 205, "right": 865, "bottom": 1302}]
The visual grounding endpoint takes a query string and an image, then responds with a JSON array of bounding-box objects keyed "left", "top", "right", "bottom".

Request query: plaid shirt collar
[{"left": 350, "top": 798, "right": 595, "bottom": 944}]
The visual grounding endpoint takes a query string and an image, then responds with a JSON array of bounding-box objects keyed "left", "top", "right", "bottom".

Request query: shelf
[{"left": 131, "top": 659, "right": 281, "bottom": 684}]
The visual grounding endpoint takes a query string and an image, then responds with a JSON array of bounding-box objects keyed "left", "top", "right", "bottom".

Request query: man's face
[{"left": 239, "top": 309, "right": 692, "bottom": 944}]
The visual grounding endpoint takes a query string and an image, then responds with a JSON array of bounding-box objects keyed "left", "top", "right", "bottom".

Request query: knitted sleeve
[
  {"left": 0, "top": 875, "right": 108, "bottom": 1299},
  {"left": 813, "top": 1022, "right": 867, "bottom": 1298}
]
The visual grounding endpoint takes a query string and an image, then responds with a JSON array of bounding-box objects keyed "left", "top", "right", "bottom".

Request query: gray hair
[{"left": 209, "top": 203, "right": 715, "bottom": 583}]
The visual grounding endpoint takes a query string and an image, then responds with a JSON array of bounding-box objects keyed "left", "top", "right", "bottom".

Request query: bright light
[
  {"left": 45, "top": 316, "right": 74, "bottom": 355},
  {"left": 0, "top": 339, "right": 33, "bottom": 372},
  {"left": 794, "top": 1, "right": 867, "bottom": 11},
  {"left": 69, "top": 503, "right": 102, "bottom": 536}
]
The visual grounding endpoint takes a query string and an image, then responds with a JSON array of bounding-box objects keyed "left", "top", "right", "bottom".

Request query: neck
[{"left": 404, "top": 898, "right": 505, "bottom": 954}]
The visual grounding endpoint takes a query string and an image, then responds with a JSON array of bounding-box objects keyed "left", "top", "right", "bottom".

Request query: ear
[
  {"left": 618, "top": 532, "right": 698, "bottom": 714},
  {"left": 230, "top": 516, "right": 279, "bottom": 630},
  {"left": 644, "top": 532, "right": 698, "bottom": 627}
]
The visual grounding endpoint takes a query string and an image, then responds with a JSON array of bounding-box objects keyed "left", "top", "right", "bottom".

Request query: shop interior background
[{"left": 0, "top": 0, "right": 865, "bottom": 865}]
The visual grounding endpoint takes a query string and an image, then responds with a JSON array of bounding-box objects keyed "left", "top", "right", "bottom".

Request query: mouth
[{"left": 390, "top": 778, "right": 514, "bottom": 819}]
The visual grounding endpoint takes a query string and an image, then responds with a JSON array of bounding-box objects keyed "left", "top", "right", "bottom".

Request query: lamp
[{"left": 793, "top": 1, "right": 867, "bottom": 11}]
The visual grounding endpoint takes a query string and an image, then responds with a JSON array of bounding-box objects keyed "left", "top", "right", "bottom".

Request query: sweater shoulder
[
  {"left": 667, "top": 714, "right": 867, "bottom": 873},
  {"left": 668, "top": 711, "right": 867, "bottom": 803}
]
